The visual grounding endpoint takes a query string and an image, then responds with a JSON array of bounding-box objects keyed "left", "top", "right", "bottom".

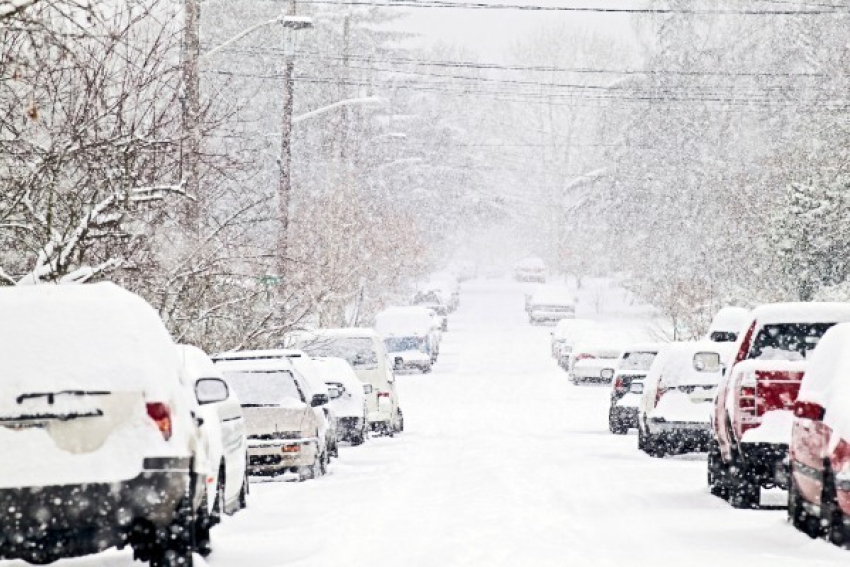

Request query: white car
[
  {"left": 528, "top": 287, "right": 576, "bottom": 325},
  {"left": 282, "top": 351, "right": 339, "bottom": 460},
  {"left": 707, "top": 306, "right": 750, "bottom": 343},
  {"left": 179, "top": 345, "right": 249, "bottom": 519},
  {"left": 384, "top": 335, "right": 433, "bottom": 373},
  {"left": 375, "top": 306, "right": 441, "bottom": 363},
  {"left": 569, "top": 343, "right": 623, "bottom": 384},
  {"left": 0, "top": 283, "right": 211, "bottom": 566},
  {"left": 551, "top": 318, "right": 598, "bottom": 360},
  {"left": 213, "top": 353, "right": 329, "bottom": 481},
  {"left": 637, "top": 341, "right": 734, "bottom": 457},
  {"left": 514, "top": 257, "right": 547, "bottom": 282},
  {"left": 313, "top": 357, "right": 370, "bottom": 445},
  {"left": 291, "top": 328, "right": 403, "bottom": 436}
]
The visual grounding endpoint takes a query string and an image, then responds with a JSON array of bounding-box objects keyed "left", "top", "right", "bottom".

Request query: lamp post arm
[
  {"left": 200, "top": 16, "right": 282, "bottom": 63},
  {"left": 292, "top": 97, "right": 386, "bottom": 125}
]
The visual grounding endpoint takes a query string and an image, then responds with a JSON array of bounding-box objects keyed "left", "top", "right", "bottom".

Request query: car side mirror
[
  {"left": 693, "top": 352, "right": 722, "bottom": 372},
  {"left": 629, "top": 382, "right": 645, "bottom": 395},
  {"left": 363, "top": 384, "right": 374, "bottom": 395},
  {"left": 311, "top": 393, "right": 329, "bottom": 407},
  {"left": 195, "top": 377, "right": 229, "bottom": 405},
  {"left": 327, "top": 386, "right": 342, "bottom": 400},
  {"left": 601, "top": 368, "right": 615, "bottom": 381}
]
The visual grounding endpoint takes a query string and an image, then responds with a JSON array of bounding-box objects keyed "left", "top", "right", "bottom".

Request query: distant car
[
  {"left": 375, "top": 306, "right": 441, "bottom": 364},
  {"left": 608, "top": 345, "right": 662, "bottom": 434},
  {"left": 528, "top": 287, "right": 576, "bottom": 325},
  {"left": 709, "top": 302, "right": 850, "bottom": 508},
  {"left": 789, "top": 323, "right": 850, "bottom": 544},
  {"left": 514, "top": 257, "right": 547, "bottom": 283},
  {"left": 290, "top": 329, "right": 403, "bottom": 436},
  {"left": 384, "top": 335, "right": 433, "bottom": 373},
  {"left": 213, "top": 353, "right": 329, "bottom": 481},
  {"left": 569, "top": 343, "right": 622, "bottom": 384},
  {"left": 313, "top": 356, "right": 370, "bottom": 446},
  {"left": 551, "top": 318, "right": 597, "bottom": 360},
  {"left": 179, "top": 345, "right": 249, "bottom": 520},
  {"left": 639, "top": 342, "right": 733, "bottom": 457},
  {"left": 0, "top": 283, "right": 211, "bottom": 566},
  {"left": 707, "top": 306, "right": 750, "bottom": 343}
]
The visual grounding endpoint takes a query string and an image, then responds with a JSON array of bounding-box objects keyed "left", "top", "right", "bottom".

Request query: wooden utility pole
[
  {"left": 278, "top": 0, "right": 296, "bottom": 279},
  {"left": 182, "top": 0, "right": 201, "bottom": 231}
]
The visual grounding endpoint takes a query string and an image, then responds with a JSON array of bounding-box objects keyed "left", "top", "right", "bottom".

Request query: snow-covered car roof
[
  {"left": 311, "top": 357, "right": 361, "bottom": 392},
  {"left": 620, "top": 342, "right": 666, "bottom": 355},
  {"left": 531, "top": 287, "right": 574, "bottom": 306},
  {"left": 753, "top": 302, "right": 850, "bottom": 326},
  {"left": 375, "top": 306, "right": 434, "bottom": 336},
  {"left": 571, "top": 343, "right": 624, "bottom": 358},
  {"left": 708, "top": 307, "right": 750, "bottom": 334},
  {"left": 0, "top": 283, "right": 181, "bottom": 400},
  {"left": 655, "top": 341, "right": 735, "bottom": 387},
  {"left": 795, "top": 323, "right": 850, "bottom": 413}
]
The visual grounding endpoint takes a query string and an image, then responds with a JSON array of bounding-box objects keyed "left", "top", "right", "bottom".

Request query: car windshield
[
  {"left": 385, "top": 337, "right": 427, "bottom": 353},
  {"left": 222, "top": 370, "right": 303, "bottom": 406},
  {"left": 298, "top": 337, "right": 378, "bottom": 368},
  {"left": 619, "top": 351, "right": 657, "bottom": 371},
  {"left": 749, "top": 323, "right": 834, "bottom": 361}
]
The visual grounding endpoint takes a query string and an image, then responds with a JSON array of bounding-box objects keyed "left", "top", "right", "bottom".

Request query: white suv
[{"left": 0, "top": 283, "right": 210, "bottom": 566}]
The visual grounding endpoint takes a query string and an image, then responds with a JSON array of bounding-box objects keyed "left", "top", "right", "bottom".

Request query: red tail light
[
  {"left": 794, "top": 401, "right": 825, "bottom": 421},
  {"left": 146, "top": 402, "right": 172, "bottom": 440},
  {"left": 614, "top": 377, "right": 625, "bottom": 393},
  {"left": 738, "top": 385, "right": 757, "bottom": 425},
  {"left": 655, "top": 386, "right": 668, "bottom": 406}
]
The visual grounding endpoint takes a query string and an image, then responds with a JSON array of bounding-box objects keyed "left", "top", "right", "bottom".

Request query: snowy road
[{"left": 5, "top": 279, "right": 849, "bottom": 566}]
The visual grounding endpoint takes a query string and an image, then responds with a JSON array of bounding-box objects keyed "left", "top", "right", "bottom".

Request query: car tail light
[
  {"left": 377, "top": 392, "right": 391, "bottom": 398},
  {"left": 655, "top": 386, "right": 668, "bottom": 406},
  {"left": 614, "top": 377, "right": 626, "bottom": 394},
  {"left": 793, "top": 401, "right": 825, "bottom": 421},
  {"left": 575, "top": 354, "right": 596, "bottom": 363},
  {"left": 282, "top": 445, "right": 301, "bottom": 454},
  {"left": 146, "top": 402, "right": 172, "bottom": 440},
  {"left": 738, "top": 385, "right": 758, "bottom": 424}
]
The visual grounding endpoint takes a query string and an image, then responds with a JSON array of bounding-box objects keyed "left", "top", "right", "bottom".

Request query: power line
[{"left": 296, "top": 0, "right": 845, "bottom": 14}]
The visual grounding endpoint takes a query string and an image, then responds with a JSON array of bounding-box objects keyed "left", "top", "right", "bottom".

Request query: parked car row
[
  {"left": 582, "top": 300, "right": 850, "bottom": 550},
  {"left": 0, "top": 283, "right": 418, "bottom": 566}
]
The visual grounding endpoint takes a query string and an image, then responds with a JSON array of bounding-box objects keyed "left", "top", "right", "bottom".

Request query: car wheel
[
  {"left": 707, "top": 442, "right": 728, "bottom": 499},
  {"left": 148, "top": 493, "right": 198, "bottom": 567},
  {"left": 822, "top": 462, "right": 850, "bottom": 547},
  {"left": 319, "top": 451, "right": 329, "bottom": 476},
  {"left": 608, "top": 409, "right": 627, "bottom": 435},
  {"left": 212, "top": 464, "right": 226, "bottom": 521},
  {"left": 728, "top": 457, "right": 760, "bottom": 509},
  {"left": 395, "top": 409, "right": 404, "bottom": 433},
  {"left": 238, "top": 470, "right": 249, "bottom": 510},
  {"left": 422, "top": 365, "right": 432, "bottom": 374},
  {"left": 788, "top": 469, "right": 821, "bottom": 538},
  {"left": 646, "top": 434, "right": 665, "bottom": 458},
  {"left": 638, "top": 424, "right": 647, "bottom": 452}
]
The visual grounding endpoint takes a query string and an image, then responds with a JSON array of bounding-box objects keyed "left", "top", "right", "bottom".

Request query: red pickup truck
[{"left": 708, "top": 303, "right": 850, "bottom": 509}]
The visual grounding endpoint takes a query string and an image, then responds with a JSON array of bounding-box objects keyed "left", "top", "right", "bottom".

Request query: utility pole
[
  {"left": 338, "top": 13, "right": 351, "bottom": 163},
  {"left": 278, "top": 0, "right": 297, "bottom": 279},
  {"left": 182, "top": 0, "right": 201, "bottom": 231}
]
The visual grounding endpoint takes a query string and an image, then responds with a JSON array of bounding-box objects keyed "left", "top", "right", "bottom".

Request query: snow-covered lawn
[{"left": 4, "top": 279, "right": 848, "bottom": 566}]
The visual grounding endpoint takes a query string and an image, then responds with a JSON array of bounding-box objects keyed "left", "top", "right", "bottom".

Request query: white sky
[{"left": 392, "top": 4, "right": 640, "bottom": 63}]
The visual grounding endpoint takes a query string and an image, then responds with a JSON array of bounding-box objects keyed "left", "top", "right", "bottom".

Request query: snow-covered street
[{"left": 10, "top": 278, "right": 846, "bottom": 567}]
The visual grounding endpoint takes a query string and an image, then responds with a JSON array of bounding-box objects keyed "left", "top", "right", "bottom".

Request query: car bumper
[
  {"left": 648, "top": 419, "right": 712, "bottom": 446},
  {"left": 0, "top": 457, "right": 192, "bottom": 562},
  {"left": 247, "top": 439, "right": 318, "bottom": 474},
  {"left": 741, "top": 442, "right": 789, "bottom": 489}
]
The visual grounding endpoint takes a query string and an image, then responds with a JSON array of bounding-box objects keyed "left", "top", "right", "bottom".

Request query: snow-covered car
[
  {"left": 788, "top": 323, "right": 850, "bottom": 543},
  {"left": 313, "top": 357, "right": 369, "bottom": 445},
  {"left": 707, "top": 306, "right": 750, "bottom": 343},
  {"left": 514, "top": 257, "right": 547, "bottom": 283},
  {"left": 213, "top": 353, "right": 328, "bottom": 481},
  {"left": 376, "top": 306, "right": 440, "bottom": 364},
  {"left": 0, "top": 283, "right": 212, "bottom": 566},
  {"left": 528, "top": 287, "right": 576, "bottom": 325},
  {"left": 290, "top": 329, "right": 403, "bottom": 436},
  {"left": 608, "top": 344, "right": 662, "bottom": 434},
  {"left": 179, "top": 345, "right": 249, "bottom": 519},
  {"left": 282, "top": 351, "right": 339, "bottom": 460},
  {"left": 639, "top": 342, "right": 732, "bottom": 457},
  {"left": 569, "top": 343, "right": 622, "bottom": 384},
  {"left": 709, "top": 302, "right": 850, "bottom": 508},
  {"left": 384, "top": 336, "right": 433, "bottom": 373},
  {"left": 551, "top": 318, "right": 597, "bottom": 361}
]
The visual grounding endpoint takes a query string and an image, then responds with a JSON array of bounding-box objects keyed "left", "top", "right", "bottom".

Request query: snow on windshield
[
  {"left": 222, "top": 370, "right": 303, "bottom": 405},
  {"left": 385, "top": 337, "right": 427, "bottom": 353},
  {"left": 619, "top": 351, "right": 657, "bottom": 371}
]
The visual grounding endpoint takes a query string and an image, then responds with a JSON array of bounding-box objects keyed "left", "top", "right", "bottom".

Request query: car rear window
[
  {"left": 748, "top": 323, "right": 835, "bottom": 361},
  {"left": 222, "top": 370, "right": 304, "bottom": 406},
  {"left": 619, "top": 351, "right": 657, "bottom": 371}
]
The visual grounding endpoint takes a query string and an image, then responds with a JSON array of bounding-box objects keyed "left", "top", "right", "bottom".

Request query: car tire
[
  {"left": 608, "top": 409, "right": 628, "bottom": 435},
  {"left": 646, "top": 434, "right": 665, "bottom": 458},
  {"left": 728, "top": 457, "right": 759, "bottom": 509},
  {"left": 149, "top": 495, "right": 198, "bottom": 567},
  {"left": 707, "top": 442, "right": 728, "bottom": 499},
  {"left": 638, "top": 424, "right": 647, "bottom": 452},
  {"left": 395, "top": 409, "right": 404, "bottom": 433},
  {"left": 238, "top": 470, "right": 249, "bottom": 510},
  {"left": 822, "top": 462, "right": 850, "bottom": 547},
  {"left": 422, "top": 366, "right": 432, "bottom": 374},
  {"left": 788, "top": 470, "right": 821, "bottom": 539}
]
